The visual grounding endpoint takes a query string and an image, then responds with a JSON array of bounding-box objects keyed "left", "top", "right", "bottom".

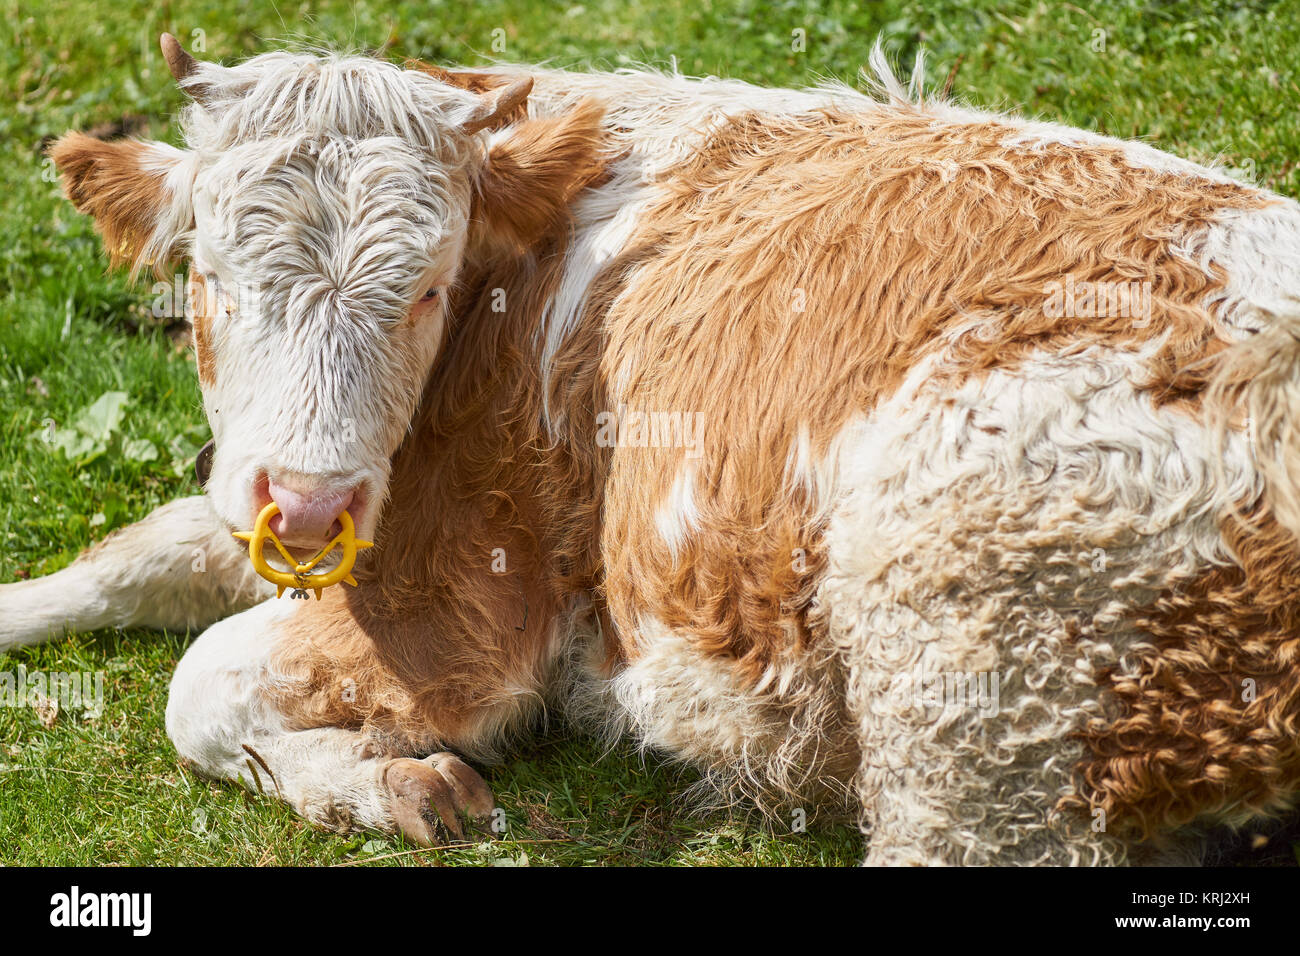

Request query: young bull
[{"left": 4, "top": 35, "right": 1300, "bottom": 865}]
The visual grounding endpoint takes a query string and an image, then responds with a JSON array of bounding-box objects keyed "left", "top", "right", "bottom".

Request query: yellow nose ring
[{"left": 232, "top": 502, "right": 373, "bottom": 600}]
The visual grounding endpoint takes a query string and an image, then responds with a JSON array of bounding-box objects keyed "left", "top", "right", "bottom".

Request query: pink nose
[{"left": 267, "top": 480, "right": 356, "bottom": 544}]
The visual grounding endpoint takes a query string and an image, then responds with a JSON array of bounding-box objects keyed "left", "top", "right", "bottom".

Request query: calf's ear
[
  {"left": 48, "top": 132, "right": 194, "bottom": 279},
  {"left": 471, "top": 99, "right": 608, "bottom": 255}
]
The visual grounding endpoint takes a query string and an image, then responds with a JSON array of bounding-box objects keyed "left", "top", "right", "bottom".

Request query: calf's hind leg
[{"left": 166, "top": 596, "right": 497, "bottom": 843}]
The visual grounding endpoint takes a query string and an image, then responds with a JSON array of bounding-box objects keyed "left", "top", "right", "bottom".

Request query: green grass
[{"left": 1, "top": 0, "right": 1298, "bottom": 865}]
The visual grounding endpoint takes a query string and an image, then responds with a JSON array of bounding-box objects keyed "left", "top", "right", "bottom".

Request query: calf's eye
[{"left": 421, "top": 288, "right": 439, "bottom": 302}]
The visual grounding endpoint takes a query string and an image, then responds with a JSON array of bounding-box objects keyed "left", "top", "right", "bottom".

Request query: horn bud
[
  {"left": 160, "top": 33, "right": 209, "bottom": 102},
  {"left": 462, "top": 77, "right": 533, "bottom": 134}
]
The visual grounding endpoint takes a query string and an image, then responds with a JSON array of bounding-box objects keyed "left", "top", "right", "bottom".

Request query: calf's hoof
[{"left": 383, "top": 752, "right": 496, "bottom": 844}]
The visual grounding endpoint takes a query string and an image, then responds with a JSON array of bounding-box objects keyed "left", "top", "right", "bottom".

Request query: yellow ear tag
[{"left": 232, "top": 502, "right": 373, "bottom": 600}]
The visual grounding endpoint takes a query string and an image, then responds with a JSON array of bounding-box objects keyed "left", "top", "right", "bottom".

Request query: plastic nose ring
[{"left": 232, "top": 501, "right": 373, "bottom": 599}]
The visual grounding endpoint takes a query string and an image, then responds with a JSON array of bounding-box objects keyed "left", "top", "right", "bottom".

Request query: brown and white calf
[{"left": 4, "top": 35, "right": 1300, "bottom": 865}]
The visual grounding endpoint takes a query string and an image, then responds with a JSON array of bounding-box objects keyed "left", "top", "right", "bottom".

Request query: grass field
[{"left": 1, "top": 0, "right": 1298, "bottom": 866}]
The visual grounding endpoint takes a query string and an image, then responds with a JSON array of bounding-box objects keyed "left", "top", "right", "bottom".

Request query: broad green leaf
[
  {"left": 48, "top": 428, "right": 100, "bottom": 460},
  {"left": 121, "top": 437, "right": 159, "bottom": 462},
  {"left": 72, "top": 390, "right": 129, "bottom": 442}
]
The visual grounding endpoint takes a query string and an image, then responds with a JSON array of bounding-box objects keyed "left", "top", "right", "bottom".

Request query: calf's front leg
[
  {"left": 166, "top": 595, "right": 499, "bottom": 844},
  {"left": 0, "top": 495, "right": 271, "bottom": 651}
]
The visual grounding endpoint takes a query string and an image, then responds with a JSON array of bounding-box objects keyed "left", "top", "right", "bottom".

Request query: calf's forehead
[
  {"left": 190, "top": 134, "right": 469, "bottom": 324},
  {"left": 173, "top": 52, "right": 488, "bottom": 288}
]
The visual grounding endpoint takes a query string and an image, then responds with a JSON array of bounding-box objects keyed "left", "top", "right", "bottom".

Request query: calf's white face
[
  {"left": 189, "top": 132, "right": 460, "bottom": 549},
  {"left": 51, "top": 37, "right": 532, "bottom": 553}
]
